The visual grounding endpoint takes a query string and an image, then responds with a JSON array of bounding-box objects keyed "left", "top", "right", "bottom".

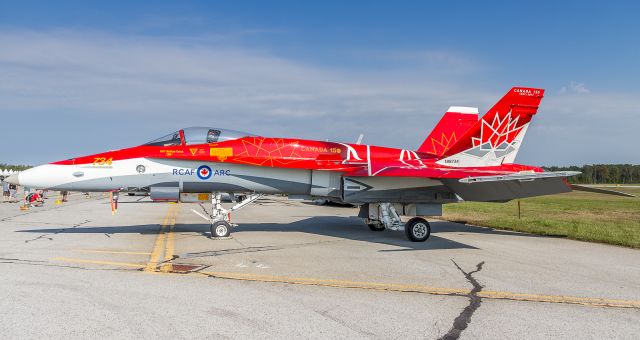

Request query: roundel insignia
[{"left": 197, "top": 165, "right": 212, "bottom": 180}]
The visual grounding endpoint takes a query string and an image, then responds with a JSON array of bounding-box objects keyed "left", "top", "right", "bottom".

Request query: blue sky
[{"left": 1, "top": 1, "right": 639, "bottom": 165}]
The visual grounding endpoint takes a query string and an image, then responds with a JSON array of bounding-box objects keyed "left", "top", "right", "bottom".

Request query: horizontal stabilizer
[{"left": 570, "top": 184, "right": 636, "bottom": 197}]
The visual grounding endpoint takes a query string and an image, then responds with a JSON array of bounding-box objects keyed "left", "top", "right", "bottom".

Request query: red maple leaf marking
[
  {"left": 429, "top": 132, "right": 457, "bottom": 155},
  {"left": 234, "top": 137, "right": 305, "bottom": 166}
]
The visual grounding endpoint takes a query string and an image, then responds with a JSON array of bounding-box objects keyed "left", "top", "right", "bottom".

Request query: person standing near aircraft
[
  {"left": 2, "top": 178, "right": 9, "bottom": 202},
  {"left": 9, "top": 183, "right": 17, "bottom": 202}
]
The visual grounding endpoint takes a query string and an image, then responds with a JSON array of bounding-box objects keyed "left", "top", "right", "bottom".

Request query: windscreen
[
  {"left": 144, "top": 131, "right": 182, "bottom": 146},
  {"left": 182, "top": 127, "right": 252, "bottom": 145}
]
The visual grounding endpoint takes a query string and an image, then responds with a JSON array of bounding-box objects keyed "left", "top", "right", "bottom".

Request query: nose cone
[
  {"left": 5, "top": 173, "right": 19, "bottom": 185},
  {"left": 16, "top": 164, "right": 80, "bottom": 190}
]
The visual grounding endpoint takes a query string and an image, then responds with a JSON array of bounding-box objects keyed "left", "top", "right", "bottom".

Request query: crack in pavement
[
  {"left": 183, "top": 240, "right": 341, "bottom": 259},
  {"left": 197, "top": 203, "right": 211, "bottom": 218},
  {"left": 0, "top": 257, "right": 134, "bottom": 271},
  {"left": 24, "top": 220, "right": 91, "bottom": 243},
  {"left": 185, "top": 245, "right": 288, "bottom": 258},
  {"left": 439, "top": 260, "right": 485, "bottom": 340},
  {"left": 315, "top": 307, "right": 377, "bottom": 338}
]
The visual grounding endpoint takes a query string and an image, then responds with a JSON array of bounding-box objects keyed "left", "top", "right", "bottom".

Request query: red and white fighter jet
[{"left": 7, "top": 87, "right": 613, "bottom": 241}]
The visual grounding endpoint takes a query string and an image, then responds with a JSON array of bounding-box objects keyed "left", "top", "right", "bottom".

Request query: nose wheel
[{"left": 211, "top": 220, "right": 231, "bottom": 238}]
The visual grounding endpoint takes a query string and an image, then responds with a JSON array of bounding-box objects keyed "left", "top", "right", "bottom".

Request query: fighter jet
[{"left": 6, "top": 87, "right": 628, "bottom": 241}]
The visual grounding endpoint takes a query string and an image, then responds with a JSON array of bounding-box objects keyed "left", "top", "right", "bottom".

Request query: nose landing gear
[{"left": 192, "top": 192, "right": 264, "bottom": 239}]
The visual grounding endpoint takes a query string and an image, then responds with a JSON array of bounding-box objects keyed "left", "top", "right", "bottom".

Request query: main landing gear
[
  {"left": 364, "top": 203, "right": 431, "bottom": 242},
  {"left": 404, "top": 217, "right": 431, "bottom": 242},
  {"left": 207, "top": 192, "right": 264, "bottom": 238}
]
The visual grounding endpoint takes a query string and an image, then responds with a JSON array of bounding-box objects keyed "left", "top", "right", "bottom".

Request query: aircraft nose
[{"left": 5, "top": 173, "right": 19, "bottom": 185}]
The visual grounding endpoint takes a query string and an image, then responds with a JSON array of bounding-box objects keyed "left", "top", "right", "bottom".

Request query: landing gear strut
[
  {"left": 363, "top": 203, "right": 431, "bottom": 242},
  {"left": 206, "top": 192, "right": 263, "bottom": 239}
]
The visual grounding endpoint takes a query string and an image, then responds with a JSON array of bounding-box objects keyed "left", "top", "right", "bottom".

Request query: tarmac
[{"left": 1, "top": 192, "right": 639, "bottom": 339}]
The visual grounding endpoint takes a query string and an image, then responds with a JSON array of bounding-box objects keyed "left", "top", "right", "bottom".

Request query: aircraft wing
[
  {"left": 351, "top": 165, "right": 581, "bottom": 202},
  {"left": 443, "top": 171, "right": 579, "bottom": 201},
  {"left": 457, "top": 171, "right": 581, "bottom": 183}
]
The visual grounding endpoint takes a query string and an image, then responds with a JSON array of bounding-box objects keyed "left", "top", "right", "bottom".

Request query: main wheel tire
[
  {"left": 368, "top": 223, "right": 385, "bottom": 231},
  {"left": 211, "top": 220, "right": 231, "bottom": 238},
  {"left": 404, "top": 217, "right": 431, "bottom": 242}
]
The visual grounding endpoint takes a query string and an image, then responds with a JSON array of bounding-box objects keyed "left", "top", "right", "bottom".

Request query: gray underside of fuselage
[
  {"left": 340, "top": 176, "right": 454, "bottom": 203},
  {"left": 52, "top": 162, "right": 314, "bottom": 195},
  {"left": 342, "top": 185, "right": 457, "bottom": 203},
  {"left": 182, "top": 174, "right": 313, "bottom": 195}
]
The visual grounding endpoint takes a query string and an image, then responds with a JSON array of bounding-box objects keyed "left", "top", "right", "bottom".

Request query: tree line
[
  {"left": 0, "top": 163, "right": 31, "bottom": 172},
  {"left": 543, "top": 164, "right": 640, "bottom": 184}
]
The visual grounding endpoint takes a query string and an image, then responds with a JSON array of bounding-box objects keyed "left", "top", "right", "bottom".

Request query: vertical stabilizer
[
  {"left": 417, "top": 107, "right": 478, "bottom": 157},
  {"left": 436, "top": 87, "right": 544, "bottom": 167}
]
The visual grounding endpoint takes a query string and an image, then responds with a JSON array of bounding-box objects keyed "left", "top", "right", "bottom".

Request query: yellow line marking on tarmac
[
  {"left": 74, "top": 250, "right": 151, "bottom": 255},
  {"left": 143, "top": 204, "right": 174, "bottom": 272},
  {"left": 53, "top": 257, "right": 145, "bottom": 268},
  {"left": 477, "top": 290, "right": 640, "bottom": 309},
  {"left": 161, "top": 203, "right": 180, "bottom": 273},
  {"left": 199, "top": 271, "right": 471, "bottom": 295},
  {"left": 197, "top": 270, "right": 640, "bottom": 309}
]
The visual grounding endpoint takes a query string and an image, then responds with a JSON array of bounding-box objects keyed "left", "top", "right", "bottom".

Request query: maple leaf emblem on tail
[{"left": 471, "top": 110, "right": 524, "bottom": 151}]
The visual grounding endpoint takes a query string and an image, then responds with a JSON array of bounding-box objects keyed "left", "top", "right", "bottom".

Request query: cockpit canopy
[{"left": 144, "top": 127, "right": 253, "bottom": 146}]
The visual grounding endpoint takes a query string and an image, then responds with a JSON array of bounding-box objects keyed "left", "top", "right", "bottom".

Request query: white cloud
[
  {"left": 559, "top": 81, "right": 590, "bottom": 94},
  {"left": 353, "top": 49, "right": 482, "bottom": 74}
]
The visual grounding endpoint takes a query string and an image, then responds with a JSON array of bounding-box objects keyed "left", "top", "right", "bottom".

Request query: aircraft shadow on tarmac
[{"left": 17, "top": 215, "right": 551, "bottom": 251}]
